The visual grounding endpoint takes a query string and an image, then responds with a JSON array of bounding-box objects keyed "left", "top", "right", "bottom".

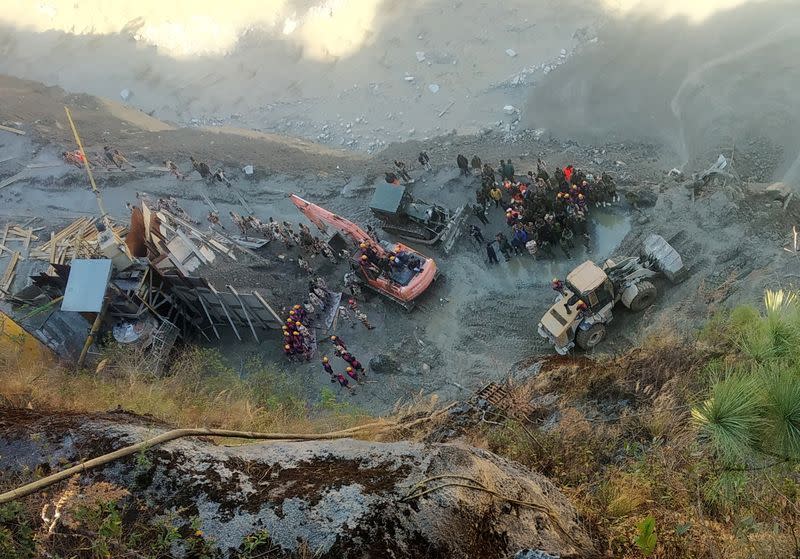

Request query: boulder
[
  {"left": 369, "top": 353, "right": 401, "bottom": 373},
  {"left": 0, "top": 410, "right": 592, "bottom": 559}
]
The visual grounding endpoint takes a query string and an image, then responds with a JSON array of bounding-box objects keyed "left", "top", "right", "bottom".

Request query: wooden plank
[
  {"left": 253, "top": 290, "right": 283, "bottom": 324},
  {"left": 207, "top": 283, "right": 241, "bottom": 341},
  {"left": 245, "top": 293, "right": 275, "bottom": 331},
  {"left": 196, "top": 291, "right": 221, "bottom": 340},
  {"left": 200, "top": 192, "right": 218, "bottom": 213},
  {"left": 0, "top": 251, "right": 20, "bottom": 297},
  {"left": 0, "top": 225, "right": 8, "bottom": 255},
  {"left": 48, "top": 232, "right": 56, "bottom": 274},
  {"left": 0, "top": 171, "right": 26, "bottom": 190},
  {"left": 228, "top": 285, "right": 259, "bottom": 342},
  {"left": 25, "top": 163, "right": 60, "bottom": 169},
  {"left": 22, "top": 229, "right": 32, "bottom": 257},
  {"left": 0, "top": 124, "right": 25, "bottom": 136},
  {"left": 174, "top": 228, "right": 210, "bottom": 264}
]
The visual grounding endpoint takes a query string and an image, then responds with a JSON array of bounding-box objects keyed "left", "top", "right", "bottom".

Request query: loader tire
[
  {"left": 628, "top": 280, "right": 657, "bottom": 312},
  {"left": 576, "top": 323, "right": 607, "bottom": 350}
]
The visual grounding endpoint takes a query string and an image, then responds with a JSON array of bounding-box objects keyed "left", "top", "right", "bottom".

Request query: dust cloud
[
  {"left": 0, "top": 0, "right": 380, "bottom": 59},
  {"left": 524, "top": 0, "right": 800, "bottom": 184}
]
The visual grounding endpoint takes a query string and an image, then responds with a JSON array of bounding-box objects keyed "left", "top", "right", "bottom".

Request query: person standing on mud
[
  {"left": 418, "top": 151, "right": 431, "bottom": 171},
  {"left": 322, "top": 356, "right": 336, "bottom": 382},
  {"left": 496, "top": 232, "right": 512, "bottom": 261},
  {"left": 213, "top": 168, "right": 232, "bottom": 187},
  {"left": 394, "top": 160, "right": 412, "bottom": 183},
  {"left": 471, "top": 155, "right": 482, "bottom": 174},
  {"left": 469, "top": 224, "right": 485, "bottom": 244},
  {"left": 164, "top": 160, "right": 185, "bottom": 180},
  {"left": 489, "top": 185, "right": 503, "bottom": 208},
  {"left": 486, "top": 241, "right": 499, "bottom": 265},
  {"left": 207, "top": 211, "right": 224, "bottom": 229},
  {"left": 336, "top": 373, "right": 355, "bottom": 394},
  {"left": 473, "top": 204, "right": 489, "bottom": 225},
  {"left": 190, "top": 156, "right": 211, "bottom": 180},
  {"left": 104, "top": 146, "right": 135, "bottom": 170},
  {"left": 457, "top": 154, "right": 470, "bottom": 176}
]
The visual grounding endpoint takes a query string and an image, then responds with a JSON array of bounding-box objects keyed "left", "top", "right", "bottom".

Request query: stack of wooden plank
[
  {"left": 0, "top": 223, "right": 39, "bottom": 298},
  {"left": 28, "top": 217, "right": 128, "bottom": 265}
]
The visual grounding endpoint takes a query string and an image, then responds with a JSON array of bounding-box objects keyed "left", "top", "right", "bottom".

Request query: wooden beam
[
  {"left": 207, "top": 283, "right": 241, "bottom": 341},
  {"left": 0, "top": 124, "right": 25, "bottom": 136},
  {"left": 0, "top": 224, "right": 8, "bottom": 257},
  {"left": 0, "top": 251, "right": 20, "bottom": 298},
  {"left": 174, "top": 228, "right": 210, "bottom": 264},
  {"left": 253, "top": 290, "right": 282, "bottom": 324},
  {"left": 48, "top": 232, "right": 56, "bottom": 275},
  {"left": 0, "top": 171, "right": 26, "bottom": 190},
  {"left": 196, "top": 291, "right": 221, "bottom": 340},
  {"left": 228, "top": 285, "right": 259, "bottom": 342}
]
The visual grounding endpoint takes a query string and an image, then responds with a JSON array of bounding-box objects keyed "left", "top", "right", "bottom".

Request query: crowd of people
[{"left": 465, "top": 156, "right": 619, "bottom": 264}]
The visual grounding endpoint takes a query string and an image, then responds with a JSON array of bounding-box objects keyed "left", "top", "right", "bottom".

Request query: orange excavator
[{"left": 290, "top": 194, "right": 439, "bottom": 310}]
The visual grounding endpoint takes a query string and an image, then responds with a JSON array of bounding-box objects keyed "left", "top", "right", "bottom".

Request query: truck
[
  {"left": 537, "top": 234, "right": 686, "bottom": 354},
  {"left": 369, "top": 182, "right": 467, "bottom": 253}
]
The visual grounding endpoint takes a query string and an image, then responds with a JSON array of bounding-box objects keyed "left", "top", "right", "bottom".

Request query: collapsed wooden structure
[{"left": 0, "top": 200, "right": 283, "bottom": 364}]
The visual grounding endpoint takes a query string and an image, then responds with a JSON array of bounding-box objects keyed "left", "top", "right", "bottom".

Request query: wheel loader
[
  {"left": 537, "top": 234, "right": 686, "bottom": 354},
  {"left": 369, "top": 182, "right": 467, "bottom": 253}
]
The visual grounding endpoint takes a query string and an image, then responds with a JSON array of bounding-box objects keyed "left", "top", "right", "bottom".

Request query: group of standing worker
[
  {"left": 321, "top": 335, "right": 366, "bottom": 394},
  {"left": 465, "top": 155, "right": 618, "bottom": 266}
]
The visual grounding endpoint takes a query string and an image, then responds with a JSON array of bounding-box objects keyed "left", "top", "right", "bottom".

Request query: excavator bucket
[
  {"left": 439, "top": 205, "right": 469, "bottom": 254},
  {"left": 643, "top": 234, "right": 686, "bottom": 283}
]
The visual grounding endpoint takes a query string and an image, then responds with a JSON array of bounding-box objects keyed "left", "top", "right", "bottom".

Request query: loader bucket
[
  {"left": 439, "top": 205, "right": 469, "bottom": 254},
  {"left": 643, "top": 234, "right": 686, "bottom": 283}
]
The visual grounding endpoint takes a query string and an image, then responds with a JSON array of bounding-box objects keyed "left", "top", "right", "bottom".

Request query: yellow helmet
[
  {"left": 346, "top": 366, "right": 353, "bottom": 372},
  {"left": 322, "top": 356, "right": 329, "bottom": 363}
]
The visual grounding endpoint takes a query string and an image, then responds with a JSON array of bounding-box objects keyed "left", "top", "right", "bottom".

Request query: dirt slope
[{"left": 0, "top": 75, "right": 366, "bottom": 176}]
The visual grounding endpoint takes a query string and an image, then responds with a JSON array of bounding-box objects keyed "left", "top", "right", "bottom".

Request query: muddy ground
[{"left": 1, "top": 82, "right": 798, "bottom": 414}]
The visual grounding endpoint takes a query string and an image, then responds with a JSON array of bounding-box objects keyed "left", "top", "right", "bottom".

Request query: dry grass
[
  {"left": 473, "top": 333, "right": 800, "bottom": 558},
  {"left": 0, "top": 346, "right": 372, "bottom": 434}
]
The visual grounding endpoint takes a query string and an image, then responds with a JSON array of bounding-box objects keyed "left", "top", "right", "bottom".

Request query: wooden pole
[
  {"left": 64, "top": 107, "right": 109, "bottom": 224},
  {"left": 76, "top": 298, "right": 108, "bottom": 369},
  {"left": 0, "top": 405, "right": 457, "bottom": 505}
]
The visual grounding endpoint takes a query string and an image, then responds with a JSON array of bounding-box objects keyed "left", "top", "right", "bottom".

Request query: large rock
[{"left": 0, "top": 410, "right": 592, "bottom": 558}]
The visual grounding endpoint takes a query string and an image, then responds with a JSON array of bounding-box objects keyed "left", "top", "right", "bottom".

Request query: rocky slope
[{"left": 0, "top": 409, "right": 592, "bottom": 558}]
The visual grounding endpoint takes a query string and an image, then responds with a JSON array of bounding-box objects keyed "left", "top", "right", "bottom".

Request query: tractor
[
  {"left": 537, "top": 234, "right": 686, "bottom": 354},
  {"left": 369, "top": 182, "right": 467, "bottom": 253}
]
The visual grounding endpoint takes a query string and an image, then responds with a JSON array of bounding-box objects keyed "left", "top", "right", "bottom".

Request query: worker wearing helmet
[
  {"left": 345, "top": 366, "right": 359, "bottom": 382},
  {"left": 330, "top": 335, "right": 347, "bottom": 350},
  {"left": 552, "top": 278, "right": 565, "bottom": 294},
  {"left": 336, "top": 373, "right": 355, "bottom": 394},
  {"left": 321, "top": 356, "right": 335, "bottom": 378}
]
